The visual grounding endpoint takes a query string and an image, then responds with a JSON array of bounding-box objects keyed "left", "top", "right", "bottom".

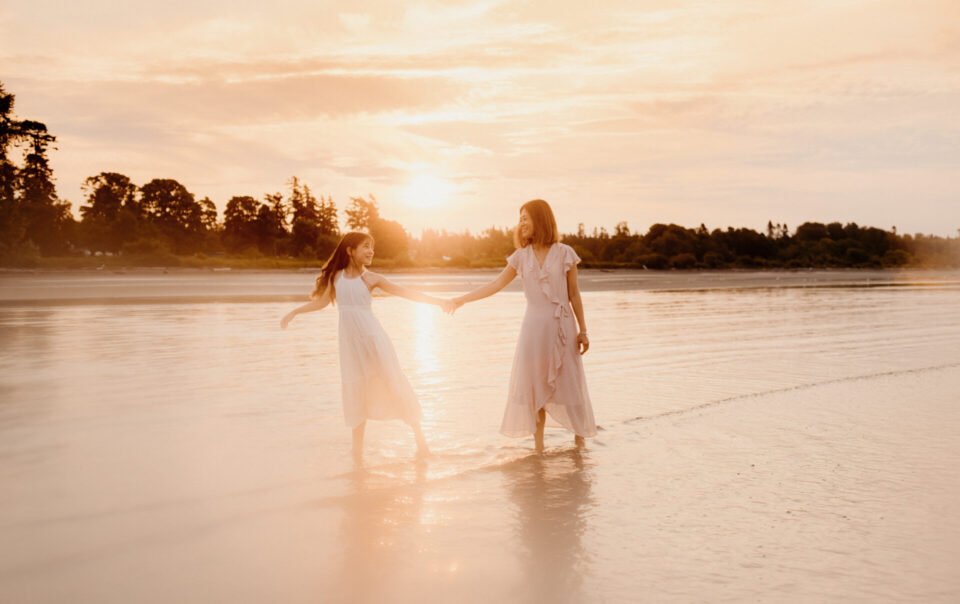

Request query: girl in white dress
[
  {"left": 281, "top": 232, "right": 453, "bottom": 459},
  {"left": 452, "top": 200, "right": 596, "bottom": 451}
]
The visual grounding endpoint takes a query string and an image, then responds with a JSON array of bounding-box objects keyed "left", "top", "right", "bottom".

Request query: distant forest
[{"left": 2, "top": 81, "right": 958, "bottom": 270}]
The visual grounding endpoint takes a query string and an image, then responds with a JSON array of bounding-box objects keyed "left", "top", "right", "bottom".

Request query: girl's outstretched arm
[
  {"left": 281, "top": 286, "right": 331, "bottom": 328},
  {"left": 452, "top": 266, "right": 517, "bottom": 310},
  {"left": 363, "top": 272, "right": 453, "bottom": 311},
  {"left": 566, "top": 265, "right": 589, "bottom": 354}
]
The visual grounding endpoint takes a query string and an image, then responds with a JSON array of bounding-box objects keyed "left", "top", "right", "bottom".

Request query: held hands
[
  {"left": 577, "top": 332, "right": 590, "bottom": 355},
  {"left": 440, "top": 297, "right": 464, "bottom": 315},
  {"left": 439, "top": 299, "right": 457, "bottom": 314},
  {"left": 280, "top": 312, "right": 295, "bottom": 329}
]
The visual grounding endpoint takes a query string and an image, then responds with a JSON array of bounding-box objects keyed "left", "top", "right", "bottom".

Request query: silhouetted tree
[
  {"left": 644, "top": 224, "right": 697, "bottom": 259},
  {"left": 139, "top": 178, "right": 207, "bottom": 253},
  {"left": 77, "top": 172, "right": 141, "bottom": 252},
  {"left": 1, "top": 77, "right": 956, "bottom": 271},
  {"left": 795, "top": 222, "right": 829, "bottom": 243},
  {"left": 345, "top": 195, "right": 379, "bottom": 231},
  {"left": 369, "top": 216, "right": 409, "bottom": 260},
  {"left": 261, "top": 192, "right": 288, "bottom": 255},
  {"left": 18, "top": 119, "right": 71, "bottom": 254},
  {"left": 289, "top": 178, "right": 322, "bottom": 257},
  {"left": 80, "top": 172, "right": 137, "bottom": 221},
  {"left": 198, "top": 197, "right": 217, "bottom": 231},
  {"left": 0, "top": 82, "right": 25, "bottom": 257},
  {"left": 223, "top": 195, "right": 260, "bottom": 253},
  {"left": 317, "top": 194, "right": 339, "bottom": 237}
]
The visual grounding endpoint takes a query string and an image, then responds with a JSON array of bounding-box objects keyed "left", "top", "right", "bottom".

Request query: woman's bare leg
[
  {"left": 352, "top": 421, "right": 366, "bottom": 461},
  {"left": 411, "top": 421, "right": 430, "bottom": 456},
  {"left": 534, "top": 408, "right": 546, "bottom": 452}
]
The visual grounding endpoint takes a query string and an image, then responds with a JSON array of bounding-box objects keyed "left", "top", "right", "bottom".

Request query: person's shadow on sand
[{"left": 501, "top": 447, "right": 594, "bottom": 604}]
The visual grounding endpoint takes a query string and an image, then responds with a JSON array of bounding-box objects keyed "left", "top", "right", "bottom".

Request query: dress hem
[{"left": 499, "top": 397, "right": 597, "bottom": 438}]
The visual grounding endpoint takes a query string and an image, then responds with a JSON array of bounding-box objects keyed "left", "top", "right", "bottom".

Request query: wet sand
[
  {"left": 1, "top": 272, "right": 958, "bottom": 602},
  {"left": 3, "top": 367, "right": 957, "bottom": 603}
]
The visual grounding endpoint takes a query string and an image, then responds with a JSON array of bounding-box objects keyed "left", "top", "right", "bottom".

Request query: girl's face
[
  {"left": 350, "top": 238, "right": 375, "bottom": 267},
  {"left": 519, "top": 208, "right": 533, "bottom": 239}
]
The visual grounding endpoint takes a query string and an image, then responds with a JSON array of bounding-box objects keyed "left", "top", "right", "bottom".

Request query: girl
[
  {"left": 281, "top": 231, "right": 452, "bottom": 459},
  {"left": 452, "top": 199, "right": 596, "bottom": 451}
]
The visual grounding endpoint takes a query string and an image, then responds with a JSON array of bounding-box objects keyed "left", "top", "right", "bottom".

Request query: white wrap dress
[
  {"left": 501, "top": 243, "right": 597, "bottom": 437},
  {"left": 335, "top": 271, "right": 421, "bottom": 428}
]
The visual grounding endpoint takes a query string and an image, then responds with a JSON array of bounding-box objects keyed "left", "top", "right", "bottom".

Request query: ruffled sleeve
[
  {"left": 506, "top": 247, "right": 524, "bottom": 275},
  {"left": 561, "top": 243, "right": 581, "bottom": 272}
]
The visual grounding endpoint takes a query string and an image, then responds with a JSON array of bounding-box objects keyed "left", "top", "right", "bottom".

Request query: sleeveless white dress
[
  {"left": 335, "top": 271, "right": 422, "bottom": 428},
  {"left": 501, "top": 243, "right": 597, "bottom": 437}
]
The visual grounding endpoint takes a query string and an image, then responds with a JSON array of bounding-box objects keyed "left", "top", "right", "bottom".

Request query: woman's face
[
  {"left": 519, "top": 208, "right": 533, "bottom": 239},
  {"left": 350, "top": 239, "right": 375, "bottom": 267}
]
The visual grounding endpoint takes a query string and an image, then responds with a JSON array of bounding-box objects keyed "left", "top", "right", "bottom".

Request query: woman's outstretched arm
[
  {"left": 566, "top": 265, "right": 589, "bottom": 354},
  {"left": 453, "top": 266, "right": 517, "bottom": 309},
  {"left": 364, "top": 272, "right": 454, "bottom": 312},
  {"left": 281, "top": 286, "right": 331, "bottom": 328}
]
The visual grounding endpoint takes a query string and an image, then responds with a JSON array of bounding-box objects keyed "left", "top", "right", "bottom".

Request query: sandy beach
[
  {"left": 1, "top": 267, "right": 958, "bottom": 304},
  {"left": 1, "top": 270, "right": 958, "bottom": 603}
]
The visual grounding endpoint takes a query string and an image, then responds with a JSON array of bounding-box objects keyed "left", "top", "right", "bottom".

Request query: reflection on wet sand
[
  {"left": 502, "top": 448, "right": 594, "bottom": 604},
  {"left": 324, "top": 449, "right": 595, "bottom": 604},
  {"left": 3, "top": 277, "right": 958, "bottom": 602},
  {"left": 334, "top": 462, "right": 427, "bottom": 603}
]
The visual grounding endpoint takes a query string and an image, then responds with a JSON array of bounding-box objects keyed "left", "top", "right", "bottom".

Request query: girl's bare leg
[
  {"left": 411, "top": 421, "right": 430, "bottom": 456},
  {"left": 534, "top": 408, "right": 546, "bottom": 452},
  {"left": 352, "top": 421, "right": 366, "bottom": 461},
  {"left": 574, "top": 435, "right": 585, "bottom": 448}
]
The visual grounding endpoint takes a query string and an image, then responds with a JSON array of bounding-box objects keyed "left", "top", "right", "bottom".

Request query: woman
[{"left": 452, "top": 199, "right": 596, "bottom": 450}]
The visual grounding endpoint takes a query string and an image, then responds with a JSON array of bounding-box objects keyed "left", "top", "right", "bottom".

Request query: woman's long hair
[
  {"left": 310, "top": 231, "right": 373, "bottom": 303},
  {"left": 514, "top": 199, "right": 559, "bottom": 248}
]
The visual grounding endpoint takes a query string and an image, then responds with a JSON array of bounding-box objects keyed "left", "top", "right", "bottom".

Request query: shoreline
[{"left": 1, "top": 268, "right": 959, "bottom": 305}]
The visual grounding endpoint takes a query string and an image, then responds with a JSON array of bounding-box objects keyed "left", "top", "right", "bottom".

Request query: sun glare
[{"left": 402, "top": 172, "right": 456, "bottom": 209}]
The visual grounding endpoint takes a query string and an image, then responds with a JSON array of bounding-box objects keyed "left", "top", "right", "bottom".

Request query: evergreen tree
[
  {"left": 345, "top": 195, "right": 379, "bottom": 231},
  {"left": 18, "top": 119, "right": 71, "bottom": 255},
  {"left": 289, "top": 177, "right": 321, "bottom": 257},
  {"left": 0, "top": 82, "right": 24, "bottom": 256},
  {"left": 317, "top": 194, "right": 339, "bottom": 236}
]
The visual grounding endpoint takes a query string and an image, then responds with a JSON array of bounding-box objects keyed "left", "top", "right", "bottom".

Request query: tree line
[{"left": 1, "top": 81, "right": 958, "bottom": 270}]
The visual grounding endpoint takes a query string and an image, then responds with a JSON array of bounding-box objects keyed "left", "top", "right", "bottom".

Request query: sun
[{"left": 401, "top": 172, "right": 456, "bottom": 209}]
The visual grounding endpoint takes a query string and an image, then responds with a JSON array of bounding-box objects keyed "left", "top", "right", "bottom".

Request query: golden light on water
[
  {"left": 412, "top": 300, "right": 440, "bottom": 375},
  {"left": 412, "top": 302, "right": 441, "bottom": 426}
]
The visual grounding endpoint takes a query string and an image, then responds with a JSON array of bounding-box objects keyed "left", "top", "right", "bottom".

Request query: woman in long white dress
[
  {"left": 452, "top": 200, "right": 596, "bottom": 450},
  {"left": 282, "top": 231, "right": 453, "bottom": 459}
]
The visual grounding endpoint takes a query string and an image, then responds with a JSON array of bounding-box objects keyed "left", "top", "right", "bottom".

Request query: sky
[{"left": 2, "top": 0, "right": 959, "bottom": 237}]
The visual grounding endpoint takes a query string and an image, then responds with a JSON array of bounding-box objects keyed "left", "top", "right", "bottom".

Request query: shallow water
[{"left": 1, "top": 271, "right": 959, "bottom": 603}]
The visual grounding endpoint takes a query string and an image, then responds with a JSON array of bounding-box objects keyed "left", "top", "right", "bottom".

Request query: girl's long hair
[
  {"left": 310, "top": 231, "right": 373, "bottom": 303},
  {"left": 514, "top": 199, "right": 559, "bottom": 248}
]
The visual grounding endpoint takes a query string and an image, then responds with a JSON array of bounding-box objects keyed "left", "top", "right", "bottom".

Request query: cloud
[
  {"left": 2, "top": 0, "right": 958, "bottom": 236},
  {"left": 12, "top": 71, "right": 466, "bottom": 129}
]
